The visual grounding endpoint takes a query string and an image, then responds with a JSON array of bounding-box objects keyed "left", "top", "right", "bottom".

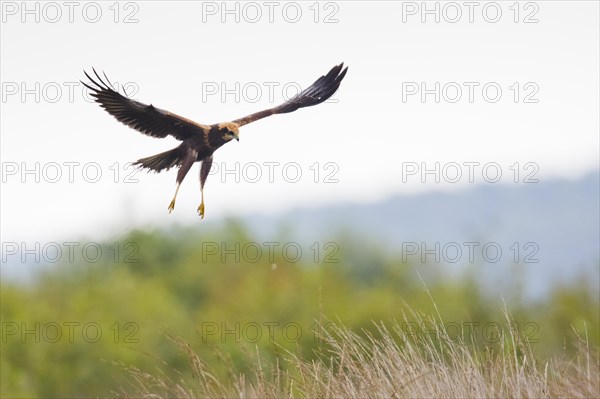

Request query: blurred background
[{"left": 1, "top": 1, "right": 598, "bottom": 397}]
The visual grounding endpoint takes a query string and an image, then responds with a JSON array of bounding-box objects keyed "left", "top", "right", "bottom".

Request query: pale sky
[{"left": 1, "top": 1, "right": 599, "bottom": 244}]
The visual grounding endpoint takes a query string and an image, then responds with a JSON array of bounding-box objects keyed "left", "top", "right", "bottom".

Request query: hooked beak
[{"left": 234, "top": 132, "right": 240, "bottom": 142}]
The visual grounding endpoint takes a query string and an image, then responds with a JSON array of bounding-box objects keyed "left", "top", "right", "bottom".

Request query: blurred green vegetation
[{"left": 1, "top": 221, "right": 598, "bottom": 397}]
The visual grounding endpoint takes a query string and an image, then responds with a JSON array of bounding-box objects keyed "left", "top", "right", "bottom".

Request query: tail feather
[{"left": 133, "top": 147, "right": 182, "bottom": 172}]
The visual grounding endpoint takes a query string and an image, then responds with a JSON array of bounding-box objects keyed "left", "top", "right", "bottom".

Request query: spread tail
[{"left": 133, "top": 147, "right": 182, "bottom": 172}]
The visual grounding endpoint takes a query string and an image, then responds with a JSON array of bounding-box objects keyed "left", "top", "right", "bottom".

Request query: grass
[{"left": 116, "top": 306, "right": 599, "bottom": 398}]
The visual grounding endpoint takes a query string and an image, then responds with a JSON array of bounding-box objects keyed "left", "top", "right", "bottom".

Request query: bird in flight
[{"left": 82, "top": 63, "right": 348, "bottom": 218}]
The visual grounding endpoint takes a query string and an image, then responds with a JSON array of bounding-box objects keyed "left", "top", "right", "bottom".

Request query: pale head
[{"left": 217, "top": 122, "right": 240, "bottom": 142}]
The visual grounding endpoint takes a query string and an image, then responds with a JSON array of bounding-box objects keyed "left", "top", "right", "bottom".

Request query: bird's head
[{"left": 217, "top": 122, "right": 240, "bottom": 142}]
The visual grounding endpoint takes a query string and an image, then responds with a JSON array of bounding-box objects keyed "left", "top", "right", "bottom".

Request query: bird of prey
[{"left": 82, "top": 63, "right": 348, "bottom": 218}]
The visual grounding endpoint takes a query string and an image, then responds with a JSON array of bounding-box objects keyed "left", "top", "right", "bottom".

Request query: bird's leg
[
  {"left": 197, "top": 188, "right": 205, "bottom": 218},
  {"left": 168, "top": 183, "right": 181, "bottom": 213},
  {"left": 198, "top": 156, "right": 213, "bottom": 219},
  {"left": 167, "top": 150, "right": 196, "bottom": 214}
]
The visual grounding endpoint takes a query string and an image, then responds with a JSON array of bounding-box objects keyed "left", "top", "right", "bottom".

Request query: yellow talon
[
  {"left": 197, "top": 203, "right": 205, "bottom": 219},
  {"left": 168, "top": 200, "right": 176, "bottom": 214}
]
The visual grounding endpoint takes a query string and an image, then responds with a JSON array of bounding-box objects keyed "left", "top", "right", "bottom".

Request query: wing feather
[
  {"left": 82, "top": 69, "right": 209, "bottom": 141},
  {"left": 233, "top": 63, "right": 348, "bottom": 127}
]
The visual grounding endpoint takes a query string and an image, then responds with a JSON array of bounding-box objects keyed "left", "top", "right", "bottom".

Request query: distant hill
[{"left": 243, "top": 171, "right": 600, "bottom": 299}]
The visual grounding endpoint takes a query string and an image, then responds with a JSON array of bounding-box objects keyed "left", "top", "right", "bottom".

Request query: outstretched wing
[
  {"left": 81, "top": 68, "right": 209, "bottom": 141},
  {"left": 232, "top": 63, "right": 348, "bottom": 127}
]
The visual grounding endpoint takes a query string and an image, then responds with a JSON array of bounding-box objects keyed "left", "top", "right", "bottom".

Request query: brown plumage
[{"left": 81, "top": 64, "right": 348, "bottom": 218}]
